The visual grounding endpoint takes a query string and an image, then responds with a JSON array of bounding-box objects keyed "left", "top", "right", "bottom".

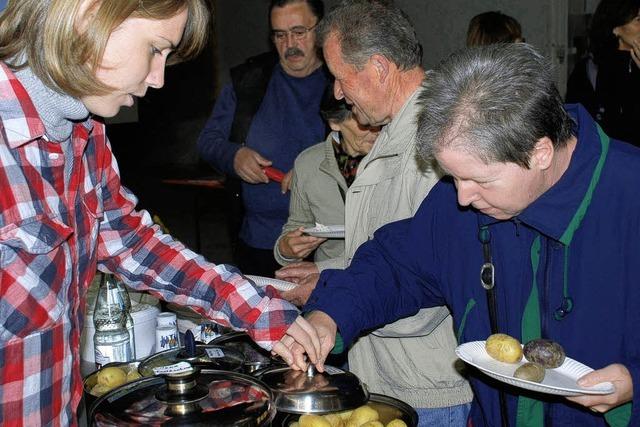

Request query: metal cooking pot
[
  {"left": 211, "top": 332, "right": 286, "bottom": 374},
  {"left": 256, "top": 365, "right": 418, "bottom": 427},
  {"left": 82, "top": 361, "right": 141, "bottom": 413},
  {"left": 274, "top": 394, "right": 418, "bottom": 426},
  {"left": 89, "top": 366, "right": 275, "bottom": 426},
  {"left": 138, "top": 335, "right": 245, "bottom": 377}
]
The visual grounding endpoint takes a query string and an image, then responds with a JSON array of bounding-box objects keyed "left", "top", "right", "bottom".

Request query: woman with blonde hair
[{"left": 0, "top": 1, "right": 320, "bottom": 425}]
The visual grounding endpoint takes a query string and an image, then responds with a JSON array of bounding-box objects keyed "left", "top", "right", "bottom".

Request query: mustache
[{"left": 285, "top": 48, "right": 304, "bottom": 58}]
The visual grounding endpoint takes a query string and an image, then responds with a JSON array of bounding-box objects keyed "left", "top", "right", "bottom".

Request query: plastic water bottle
[
  {"left": 114, "top": 277, "right": 136, "bottom": 359},
  {"left": 93, "top": 273, "right": 133, "bottom": 368}
]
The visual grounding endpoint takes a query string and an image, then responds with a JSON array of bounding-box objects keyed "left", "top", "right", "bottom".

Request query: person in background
[
  {"left": 466, "top": 10, "right": 524, "bottom": 47},
  {"left": 274, "top": 83, "right": 379, "bottom": 268},
  {"left": 197, "top": 0, "right": 329, "bottom": 277},
  {"left": 276, "top": 2, "right": 473, "bottom": 426},
  {"left": 566, "top": 0, "right": 640, "bottom": 147},
  {"left": 0, "top": 1, "right": 320, "bottom": 425},
  {"left": 304, "top": 42, "right": 640, "bottom": 426}
]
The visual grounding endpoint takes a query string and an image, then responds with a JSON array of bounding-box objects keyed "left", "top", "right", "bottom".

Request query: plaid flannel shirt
[{"left": 0, "top": 63, "right": 299, "bottom": 426}]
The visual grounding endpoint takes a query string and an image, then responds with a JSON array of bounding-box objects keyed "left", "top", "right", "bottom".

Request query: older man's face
[
  {"left": 323, "top": 33, "right": 388, "bottom": 127},
  {"left": 271, "top": 2, "right": 321, "bottom": 78},
  {"left": 436, "top": 144, "right": 545, "bottom": 220}
]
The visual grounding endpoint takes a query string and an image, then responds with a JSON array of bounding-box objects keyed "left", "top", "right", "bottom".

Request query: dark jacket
[
  {"left": 306, "top": 105, "right": 640, "bottom": 427},
  {"left": 566, "top": 51, "right": 640, "bottom": 147}
]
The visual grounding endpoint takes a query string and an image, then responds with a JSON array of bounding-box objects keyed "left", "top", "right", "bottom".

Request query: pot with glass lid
[
  {"left": 211, "top": 331, "right": 287, "bottom": 374},
  {"left": 138, "top": 330, "right": 245, "bottom": 376},
  {"left": 90, "top": 362, "right": 276, "bottom": 426},
  {"left": 256, "top": 365, "right": 418, "bottom": 426}
]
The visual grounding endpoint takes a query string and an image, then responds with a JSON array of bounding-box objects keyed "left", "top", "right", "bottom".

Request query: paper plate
[
  {"left": 246, "top": 275, "right": 297, "bottom": 292},
  {"left": 455, "top": 341, "right": 614, "bottom": 396},
  {"left": 302, "top": 224, "right": 345, "bottom": 239}
]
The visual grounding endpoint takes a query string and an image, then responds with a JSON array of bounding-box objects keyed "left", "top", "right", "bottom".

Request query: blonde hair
[{"left": 0, "top": 0, "right": 211, "bottom": 97}]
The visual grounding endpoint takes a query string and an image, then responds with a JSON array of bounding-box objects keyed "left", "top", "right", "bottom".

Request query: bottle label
[
  {"left": 94, "top": 343, "right": 132, "bottom": 369},
  {"left": 205, "top": 347, "right": 225, "bottom": 359},
  {"left": 152, "top": 361, "right": 193, "bottom": 375}
]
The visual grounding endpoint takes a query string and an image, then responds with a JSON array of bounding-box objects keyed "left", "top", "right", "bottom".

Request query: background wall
[
  {"left": 214, "top": 0, "right": 554, "bottom": 90},
  {"left": 110, "top": 0, "right": 601, "bottom": 175}
]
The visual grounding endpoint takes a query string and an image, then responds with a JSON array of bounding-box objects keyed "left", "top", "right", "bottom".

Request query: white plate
[
  {"left": 246, "top": 275, "right": 297, "bottom": 292},
  {"left": 455, "top": 341, "right": 614, "bottom": 396},
  {"left": 302, "top": 224, "right": 345, "bottom": 239}
]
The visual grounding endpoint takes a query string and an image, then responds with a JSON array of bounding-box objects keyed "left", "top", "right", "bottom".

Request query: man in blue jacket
[
  {"left": 197, "top": 0, "right": 329, "bottom": 277},
  {"left": 304, "top": 43, "right": 639, "bottom": 426}
]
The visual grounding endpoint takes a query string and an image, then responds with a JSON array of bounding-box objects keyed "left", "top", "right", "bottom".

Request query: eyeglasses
[{"left": 271, "top": 23, "right": 317, "bottom": 42}]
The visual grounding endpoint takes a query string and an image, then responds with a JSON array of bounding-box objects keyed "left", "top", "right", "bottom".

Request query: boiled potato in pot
[
  {"left": 292, "top": 405, "right": 409, "bottom": 427},
  {"left": 87, "top": 363, "right": 141, "bottom": 397},
  {"left": 346, "top": 405, "right": 379, "bottom": 427},
  {"left": 300, "top": 414, "right": 332, "bottom": 427},
  {"left": 485, "top": 333, "right": 523, "bottom": 363}
]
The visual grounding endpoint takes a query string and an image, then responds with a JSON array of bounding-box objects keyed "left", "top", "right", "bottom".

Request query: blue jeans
[{"left": 416, "top": 403, "right": 471, "bottom": 427}]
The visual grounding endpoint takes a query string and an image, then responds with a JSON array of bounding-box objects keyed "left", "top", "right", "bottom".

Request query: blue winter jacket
[{"left": 306, "top": 105, "right": 640, "bottom": 427}]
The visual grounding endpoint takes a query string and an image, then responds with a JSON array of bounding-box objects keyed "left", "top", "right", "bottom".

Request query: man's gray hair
[
  {"left": 416, "top": 43, "right": 574, "bottom": 168},
  {"left": 316, "top": 0, "right": 422, "bottom": 70}
]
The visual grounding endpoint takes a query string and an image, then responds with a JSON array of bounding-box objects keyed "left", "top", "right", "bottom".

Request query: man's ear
[
  {"left": 531, "top": 136, "right": 554, "bottom": 170},
  {"left": 370, "top": 54, "right": 390, "bottom": 84}
]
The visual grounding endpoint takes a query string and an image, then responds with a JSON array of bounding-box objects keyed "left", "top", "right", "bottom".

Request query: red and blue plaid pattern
[{"left": 0, "top": 63, "right": 299, "bottom": 426}]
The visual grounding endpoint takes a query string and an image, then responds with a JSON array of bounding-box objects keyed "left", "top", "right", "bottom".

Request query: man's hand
[
  {"left": 281, "top": 273, "right": 319, "bottom": 306},
  {"left": 276, "top": 261, "right": 319, "bottom": 283},
  {"left": 271, "top": 315, "right": 321, "bottom": 370},
  {"left": 566, "top": 363, "right": 633, "bottom": 413},
  {"left": 233, "top": 147, "right": 271, "bottom": 183},
  {"left": 278, "top": 228, "right": 326, "bottom": 260}
]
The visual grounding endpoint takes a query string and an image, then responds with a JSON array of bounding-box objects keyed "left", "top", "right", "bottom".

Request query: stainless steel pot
[
  {"left": 82, "top": 361, "right": 141, "bottom": 413},
  {"left": 211, "top": 332, "right": 286, "bottom": 374},
  {"left": 138, "top": 343, "right": 244, "bottom": 376},
  {"left": 89, "top": 366, "right": 275, "bottom": 426},
  {"left": 274, "top": 393, "right": 418, "bottom": 427},
  {"left": 256, "top": 365, "right": 418, "bottom": 427}
]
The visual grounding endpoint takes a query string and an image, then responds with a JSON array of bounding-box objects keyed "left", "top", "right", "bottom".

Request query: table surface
[{"left": 161, "top": 177, "right": 225, "bottom": 189}]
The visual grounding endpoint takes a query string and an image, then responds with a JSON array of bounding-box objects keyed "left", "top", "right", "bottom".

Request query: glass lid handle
[{"left": 306, "top": 364, "right": 316, "bottom": 378}]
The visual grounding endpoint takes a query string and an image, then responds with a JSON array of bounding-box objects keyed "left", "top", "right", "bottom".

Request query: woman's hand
[
  {"left": 272, "top": 315, "right": 322, "bottom": 370},
  {"left": 566, "top": 363, "right": 633, "bottom": 413},
  {"left": 278, "top": 229, "right": 326, "bottom": 261}
]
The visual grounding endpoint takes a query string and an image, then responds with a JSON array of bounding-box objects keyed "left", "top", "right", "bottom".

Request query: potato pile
[
  {"left": 484, "top": 334, "right": 566, "bottom": 383},
  {"left": 291, "top": 405, "right": 407, "bottom": 427},
  {"left": 89, "top": 365, "right": 142, "bottom": 397}
]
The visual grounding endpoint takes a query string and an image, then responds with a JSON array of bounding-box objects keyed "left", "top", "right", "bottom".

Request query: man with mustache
[{"left": 198, "top": 0, "right": 329, "bottom": 277}]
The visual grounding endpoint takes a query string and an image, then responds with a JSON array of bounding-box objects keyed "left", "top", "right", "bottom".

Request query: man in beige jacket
[{"left": 275, "top": 1, "right": 473, "bottom": 425}]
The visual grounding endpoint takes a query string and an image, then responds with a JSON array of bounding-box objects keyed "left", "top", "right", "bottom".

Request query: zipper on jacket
[
  {"left": 512, "top": 218, "right": 521, "bottom": 237},
  {"left": 541, "top": 236, "right": 553, "bottom": 337}
]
